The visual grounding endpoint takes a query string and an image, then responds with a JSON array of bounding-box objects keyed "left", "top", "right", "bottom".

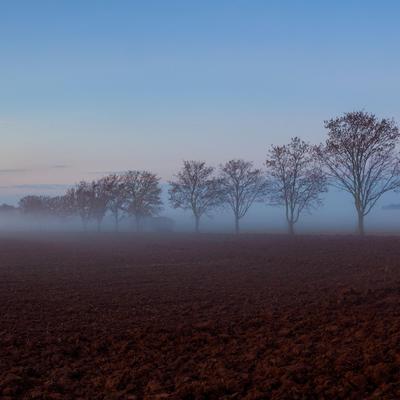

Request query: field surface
[{"left": 1, "top": 233, "right": 400, "bottom": 399}]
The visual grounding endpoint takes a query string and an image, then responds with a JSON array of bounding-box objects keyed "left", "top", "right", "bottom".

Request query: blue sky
[{"left": 1, "top": 1, "right": 400, "bottom": 203}]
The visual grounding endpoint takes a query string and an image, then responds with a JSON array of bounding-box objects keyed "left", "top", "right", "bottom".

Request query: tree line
[{"left": 14, "top": 111, "right": 400, "bottom": 236}]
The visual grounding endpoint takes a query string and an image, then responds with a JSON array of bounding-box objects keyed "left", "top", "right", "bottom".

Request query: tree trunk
[
  {"left": 195, "top": 215, "right": 200, "bottom": 233},
  {"left": 357, "top": 211, "right": 365, "bottom": 236},
  {"left": 288, "top": 220, "right": 294, "bottom": 235},
  {"left": 235, "top": 216, "right": 240, "bottom": 234},
  {"left": 114, "top": 211, "right": 119, "bottom": 232}
]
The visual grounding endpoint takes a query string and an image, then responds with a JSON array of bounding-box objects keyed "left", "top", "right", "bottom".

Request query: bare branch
[
  {"left": 317, "top": 111, "right": 400, "bottom": 235},
  {"left": 169, "top": 161, "right": 223, "bottom": 232},
  {"left": 219, "top": 159, "right": 268, "bottom": 233},
  {"left": 266, "top": 137, "right": 327, "bottom": 234}
]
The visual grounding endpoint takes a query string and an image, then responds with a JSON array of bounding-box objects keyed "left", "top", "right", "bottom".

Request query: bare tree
[
  {"left": 219, "top": 159, "right": 268, "bottom": 234},
  {"left": 91, "top": 179, "right": 112, "bottom": 231},
  {"left": 18, "top": 195, "right": 54, "bottom": 230},
  {"left": 102, "top": 174, "right": 127, "bottom": 231},
  {"left": 266, "top": 137, "right": 327, "bottom": 235},
  {"left": 47, "top": 195, "right": 75, "bottom": 220},
  {"left": 169, "top": 160, "right": 223, "bottom": 232},
  {"left": 317, "top": 111, "right": 400, "bottom": 235},
  {"left": 122, "top": 170, "right": 162, "bottom": 231},
  {"left": 66, "top": 182, "right": 93, "bottom": 230},
  {"left": 67, "top": 179, "right": 112, "bottom": 231},
  {"left": 19, "top": 195, "right": 51, "bottom": 216},
  {"left": 18, "top": 195, "right": 75, "bottom": 229}
]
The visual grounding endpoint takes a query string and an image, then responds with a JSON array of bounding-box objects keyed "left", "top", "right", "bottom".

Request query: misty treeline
[
  {"left": 7, "top": 111, "right": 400, "bottom": 235},
  {"left": 17, "top": 171, "right": 164, "bottom": 232}
]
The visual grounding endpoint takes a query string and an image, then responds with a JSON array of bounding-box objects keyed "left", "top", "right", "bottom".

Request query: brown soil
[{"left": 1, "top": 233, "right": 400, "bottom": 399}]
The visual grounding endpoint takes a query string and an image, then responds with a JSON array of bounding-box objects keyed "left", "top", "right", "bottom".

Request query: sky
[{"left": 1, "top": 0, "right": 400, "bottom": 204}]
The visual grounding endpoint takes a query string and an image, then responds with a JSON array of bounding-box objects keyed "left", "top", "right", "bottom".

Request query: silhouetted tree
[
  {"left": 266, "top": 137, "right": 327, "bottom": 234},
  {"left": 317, "top": 111, "right": 400, "bottom": 235},
  {"left": 47, "top": 195, "right": 75, "bottom": 220},
  {"left": 169, "top": 161, "right": 223, "bottom": 232},
  {"left": 91, "top": 178, "right": 113, "bottom": 231},
  {"left": 103, "top": 174, "right": 127, "bottom": 231},
  {"left": 18, "top": 195, "right": 55, "bottom": 229},
  {"left": 66, "top": 182, "right": 93, "bottom": 230},
  {"left": 68, "top": 180, "right": 111, "bottom": 231},
  {"left": 18, "top": 195, "right": 51, "bottom": 216},
  {"left": 122, "top": 171, "right": 162, "bottom": 231},
  {"left": 219, "top": 159, "right": 268, "bottom": 234}
]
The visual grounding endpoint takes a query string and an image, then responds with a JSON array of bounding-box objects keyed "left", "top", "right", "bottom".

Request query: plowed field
[{"left": 1, "top": 233, "right": 400, "bottom": 399}]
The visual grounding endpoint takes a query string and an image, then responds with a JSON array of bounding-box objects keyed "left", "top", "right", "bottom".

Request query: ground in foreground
[{"left": 1, "top": 233, "right": 400, "bottom": 399}]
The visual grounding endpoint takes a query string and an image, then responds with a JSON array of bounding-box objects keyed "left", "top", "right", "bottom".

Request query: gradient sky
[{"left": 1, "top": 1, "right": 400, "bottom": 202}]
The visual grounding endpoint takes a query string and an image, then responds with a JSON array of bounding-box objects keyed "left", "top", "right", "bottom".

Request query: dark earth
[{"left": 1, "top": 233, "right": 400, "bottom": 399}]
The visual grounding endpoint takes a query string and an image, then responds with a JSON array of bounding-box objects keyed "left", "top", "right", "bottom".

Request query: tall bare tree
[
  {"left": 122, "top": 170, "right": 162, "bottom": 231},
  {"left": 66, "top": 182, "right": 93, "bottom": 230},
  {"left": 317, "top": 111, "right": 400, "bottom": 235},
  {"left": 91, "top": 179, "right": 113, "bottom": 231},
  {"left": 219, "top": 159, "right": 268, "bottom": 234},
  {"left": 169, "top": 160, "right": 223, "bottom": 232},
  {"left": 266, "top": 137, "right": 327, "bottom": 234},
  {"left": 67, "top": 179, "right": 113, "bottom": 231},
  {"left": 102, "top": 174, "right": 127, "bottom": 231}
]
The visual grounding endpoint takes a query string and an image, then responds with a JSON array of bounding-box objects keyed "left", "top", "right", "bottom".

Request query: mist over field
[{"left": 1, "top": 185, "right": 399, "bottom": 234}]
